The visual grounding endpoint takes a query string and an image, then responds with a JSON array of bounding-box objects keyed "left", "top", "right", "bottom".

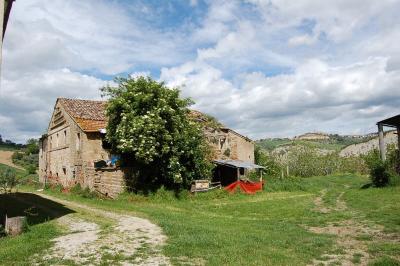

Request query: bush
[
  {"left": 364, "top": 149, "right": 392, "bottom": 187},
  {"left": 369, "top": 161, "right": 390, "bottom": 187},
  {"left": 254, "top": 146, "right": 281, "bottom": 178},
  {"left": 0, "top": 168, "right": 18, "bottom": 193},
  {"left": 26, "top": 165, "right": 37, "bottom": 175},
  {"left": 11, "top": 152, "right": 23, "bottom": 161},
  {"left": 70, "top": 184, "right": 98, "bottom": 198}
]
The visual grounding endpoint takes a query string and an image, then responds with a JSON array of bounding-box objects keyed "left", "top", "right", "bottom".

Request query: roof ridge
[{"left": 58, "top": 97, "right": 106, "bottom": 103}]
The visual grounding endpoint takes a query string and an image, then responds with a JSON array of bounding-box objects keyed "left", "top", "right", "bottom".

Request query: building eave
[{"left": 3, "top": 0, "right": 15, "bottom": 40}]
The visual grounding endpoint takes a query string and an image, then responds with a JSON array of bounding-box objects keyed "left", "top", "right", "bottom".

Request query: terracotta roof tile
[{"left": 58, "top": 98, "right": 107, "bottom": 132}]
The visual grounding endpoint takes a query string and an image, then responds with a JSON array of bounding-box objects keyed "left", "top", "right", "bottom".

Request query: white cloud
[
  {"left": 288, "top": 34, "right": 316, "bottom": 46},
  {"left": 162, "top": 57, "right": 400, "bottom": 139},
  {"left": 1, "top": 0, "right": 400, "bottom": 142},
  {"left": 0, "top": 68, "right": 107, "bottom": 142}
]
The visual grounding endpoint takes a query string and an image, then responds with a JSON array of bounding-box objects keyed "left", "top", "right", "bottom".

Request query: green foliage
[
  {"left": 25, "top": 139, "right": 39, "bottom": 155},
  {"left": 363, "top": 147, "right": 400, "bottom": 187},
  {"left": 0, "top": 167, "right": 18, "bottom": 193},
  {"left": 12, "top": 152, "right": 38, "bottom": 171},
  {"left": 255, "top": 144, "right": 368, "bottom": 179},
  {"left": 70, "top": 184, "right": 98, "bottom": 198},
  {"left": 254, "top": 146, "right": 281, "bottom": 178},
  {"left": 223, "top": 148, "right": 230, "bottom": 157},
  {"left": 101, "top": 76, "right": 213, "bottom": 192},
  {"left": 11, "top": 138, "right": 40, "bottom": 171},
  {"left": 263, "top": 176, "right": 307, "bottom": 192},
  {"left": 282, "top": 146, "right": 367, "bottom": 178}
]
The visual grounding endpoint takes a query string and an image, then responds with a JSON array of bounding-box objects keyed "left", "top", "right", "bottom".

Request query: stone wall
[
  {"left": 228, "top": 130, "right": 254, "bottom": 162},
  {"left": 92, "top": 167, "right": 126, "bottom": 198},
  {"left": 204, "top": 127, "right": 254, "bottom": 163},
  {"left": 39, "top": 101, "right": 78, "bottom": 186}
]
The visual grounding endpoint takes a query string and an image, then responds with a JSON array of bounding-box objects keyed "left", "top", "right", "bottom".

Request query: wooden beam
[
  {"left": 378, "top": 123, "right": 386, "bottom": 161},
  {"left": 397, "top": 126, "right": 400, "bottom": 151}
]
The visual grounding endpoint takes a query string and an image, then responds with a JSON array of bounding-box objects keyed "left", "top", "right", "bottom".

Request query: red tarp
[{"left": 224, "top": 180, "right": 263, "bottom": 194}]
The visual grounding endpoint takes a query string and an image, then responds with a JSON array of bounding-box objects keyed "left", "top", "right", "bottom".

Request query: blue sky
[{"left": 1, "top": 0, "right": 400, "bottom": 143}]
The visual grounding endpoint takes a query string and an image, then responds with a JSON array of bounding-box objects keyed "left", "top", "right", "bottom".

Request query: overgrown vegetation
[
  {"left": 0, "top": 167, "right": 18, "bottom": 193},
  {"left": 11, "top": 138, "right": 39, "bottom": 174},
  {"left": 255, "top": 145, "right": 367, "bottom": 179},
  {"left": 70, "top": 183, "right": 98, "bottom": 198},
  {"left": 364, "top": 145, "right": 400, "bottom": 187},
  {"left": 101, "top": 76, "right": 213, "bottom": 193}
]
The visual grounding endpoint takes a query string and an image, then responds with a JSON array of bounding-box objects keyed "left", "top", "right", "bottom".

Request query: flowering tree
[{"left": 101, "top": 76, "right": 213, "bottom": 191}]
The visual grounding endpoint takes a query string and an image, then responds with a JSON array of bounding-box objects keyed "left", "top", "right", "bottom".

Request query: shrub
[
  {"left": 369, "top": 161, "right": 390, "bottom": 187},
  {"left": 0, "top": 168, "right": 18, "bottom": 193},
  {"left": 70, "top": 184, "right": 98, "bottom": 198},
  {"left": 11, "top": 152, "right": 23, "bottom": 161},
  {"left": 254, "top": 146, "right": 281, "bottom": 178},
  {"left": 364, "top": 149, "right": 391, "bottom": 187},
  {"left": 26, "top": 165, "right": 37, "bottom": 175}
]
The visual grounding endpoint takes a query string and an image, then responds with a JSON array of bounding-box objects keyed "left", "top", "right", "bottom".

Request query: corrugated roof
[
  {"left": 58, "top": 98, "right": 107, "bottom": 132},
  {"left": 377, "top": 114, "right": 400, "bottom": 128},
  {"left": 213, "top": 159, "right": 264, "bottom": 169}
]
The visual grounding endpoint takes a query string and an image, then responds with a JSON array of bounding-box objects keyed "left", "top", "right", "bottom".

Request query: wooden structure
[
  {"left": 377, "top": 114, "right": 400, "bottom": 161},
  {"left": 190, "top": 180, "right": 221, "bottom": 193},
  {"left": 213, "top": 159, "right": 264, "bottom": 186},
  {"left": 5, "top": 215, "right": 26, "bottom": 236},
  {"left": 0, "top": 0, "right": 15, "bottom": 76}
]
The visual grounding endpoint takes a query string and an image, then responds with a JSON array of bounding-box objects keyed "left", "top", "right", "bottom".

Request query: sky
[{"left": 1, "top": 0, "right": 400, "bottom": 143}]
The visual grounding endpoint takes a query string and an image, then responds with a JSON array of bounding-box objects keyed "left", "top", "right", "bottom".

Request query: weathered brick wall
[
  {"left": 228, "top": 131, "right": 254, "bottom": 163},
  {"left": 39, "top": 101, "right": 78, "bottom": 186},
  {"left": 204, "top": 127, "right": 254, "bottom": 163},
  {"left": 92, "top": 167, "right": 126, "bottom": 198}
]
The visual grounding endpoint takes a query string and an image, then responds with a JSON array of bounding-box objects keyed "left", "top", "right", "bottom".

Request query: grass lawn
[
  {"left": 12, "top": 174, "right": 398, "bottom": 265},
  {"left": 0, "top": 193, "right": 74, "bottom": 265}
]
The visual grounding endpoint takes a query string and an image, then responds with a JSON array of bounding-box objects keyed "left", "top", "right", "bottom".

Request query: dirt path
[
  {"left": 32, "top": 193, "right": 170, "bottom": 266},
  {"left": 308, "top": 188, "right": 399, "bottom": 265},
  {"left": 0, "top": 150, "right": 24, "bottom": 170}
]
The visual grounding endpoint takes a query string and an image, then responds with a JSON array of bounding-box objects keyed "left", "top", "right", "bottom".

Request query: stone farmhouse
[{"left": 39, "top": 98, "right": 254, "bottom": 197}]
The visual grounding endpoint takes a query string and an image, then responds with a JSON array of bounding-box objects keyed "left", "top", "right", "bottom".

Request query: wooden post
[
  {"left": 286, "top": 165, "right": 289, "bottom": 177},
  {"left": 397, "top": 126, "right": 400, "bottom": 151},
  {"left": 237, "top": 168, "right": 240, "bottom": 181},
  {"left": 5, "top": 215, "right": 26, "bottom": 236},
  {"left": 378, "top": 123, "right": 386, "bottom": 161}
]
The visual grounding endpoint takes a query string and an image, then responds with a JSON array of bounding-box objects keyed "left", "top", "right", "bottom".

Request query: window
[
  {"left": 50, "top": 136, "right": 53, "bottom": 149},
  {"left": 76, "top": 133, "right": 81, "bottom": 151},
  {"left": 56, "top": 133, "right": 59, "bottom": 147},
  {"left": 62, "top": 167, "right": 66, "bottom": 175},
  {"left": 64, "top": 130, "right": 67, "bottom": 145}
]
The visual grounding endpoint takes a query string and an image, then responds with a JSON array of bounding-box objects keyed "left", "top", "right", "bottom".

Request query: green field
[{"left": 1, "top": 174, "right": 398, "bottom": 265}]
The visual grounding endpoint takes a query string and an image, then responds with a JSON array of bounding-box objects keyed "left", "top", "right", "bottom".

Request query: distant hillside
[
  {"left": 0, "top": 134, "right": 24, "bottom": 151},
  {"left": 294, "top": 132, "right": 329, "bottom": 140},
  {"left": 256, "top": 133, "right": 375, "bottom": 153},
  {"left": 339, "top": 130, "right": 397, "bottom": 157}
]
